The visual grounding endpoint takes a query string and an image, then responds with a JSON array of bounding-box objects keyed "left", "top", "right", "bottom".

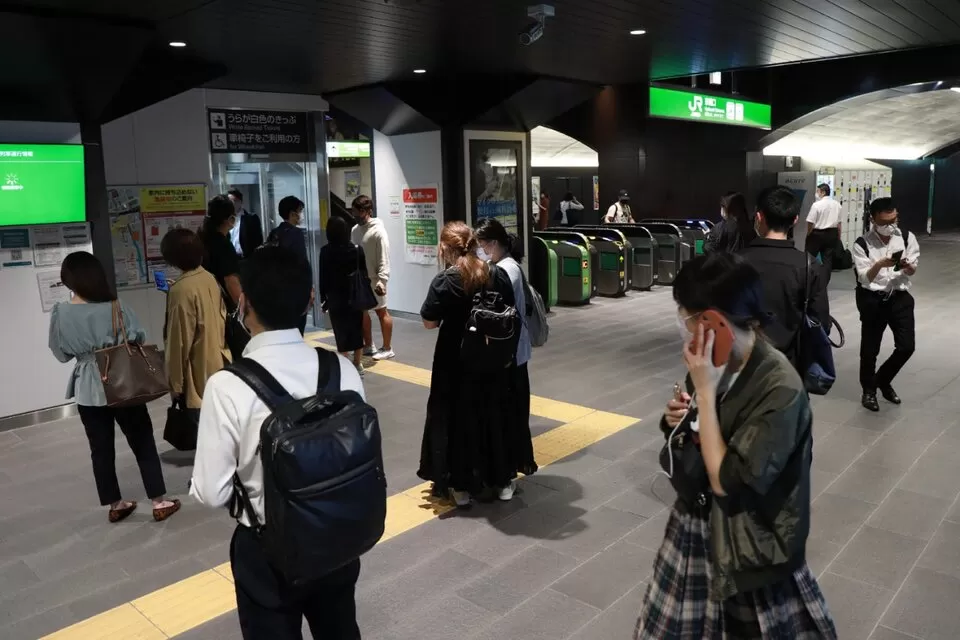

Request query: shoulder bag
[
  {"left": 799, "top": 258, "right": 838, "bottom": 395},
  {"left": 348, "top": 247, "right": 378, "bottom": 311},
  {"left": 94, "top": 301, "right": 169, "bottom": 407}
]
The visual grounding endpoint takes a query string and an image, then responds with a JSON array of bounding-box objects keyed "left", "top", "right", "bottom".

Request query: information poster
[
  {"left": 402, "top": 185, "right": 440, "bottom": 265},
  {"left": 470, "top": 140, "right": 523, "bottom": 239},
  {"left": 32, "top": 225, "right": 64, "bottom": 267},
  {"left": 36, "top": 270, "right": 71, "bottom": 312},
  {"left": 344, "top": 170, "right": 361, "bottom": 199},
  {"left": 108, "top": 184, "right": 206, "bottom": 286},
  {"left": 208, "top": 109, "right": 309, "bottom": 154},
  {"left": 0, "top": 227, "right": 32, "bottom": 267}
]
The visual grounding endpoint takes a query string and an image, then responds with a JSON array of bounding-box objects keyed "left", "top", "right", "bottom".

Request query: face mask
[
  {"left": 875, "top": 223, "right": 897, "bottom": 237},
  {"left": 476, "top": 247, "right": 492, "bottom": 261},
  {"left": 676, "top": 313, "right": 693, "bottom": 346},
  {"left": 753, "top": 214, "right": 762, "bottom": 236},
  {"left": 720, "top": 208, "right": 727, "bottom": 220}
]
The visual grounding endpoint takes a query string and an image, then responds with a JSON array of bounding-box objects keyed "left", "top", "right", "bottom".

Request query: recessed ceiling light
[
  {"left": 413, "top": 69, "right": 427, "bottom": 74},
  {"left": 629, "top": 29, "right": 646, "bottom": 35},
  {"left": 169, "top": 41, "right": 187, "bottom": 48}
]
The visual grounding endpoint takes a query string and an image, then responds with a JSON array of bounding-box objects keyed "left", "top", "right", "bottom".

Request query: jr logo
[{"left": 688, "top": 95, "right": 704, "bottom": 116}]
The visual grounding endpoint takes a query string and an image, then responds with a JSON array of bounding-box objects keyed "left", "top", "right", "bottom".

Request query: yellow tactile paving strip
[{"left": 42, "top": 333, "right": 640, "bottom": 639}]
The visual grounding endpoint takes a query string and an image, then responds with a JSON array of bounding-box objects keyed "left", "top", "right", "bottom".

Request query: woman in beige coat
[{"left": 161, "top": 229, "right": 231, "bottom": 419}]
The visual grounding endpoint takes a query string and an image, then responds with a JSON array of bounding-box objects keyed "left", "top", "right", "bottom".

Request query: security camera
[
  {"left": 519, "top": 19, "right": 545, "bottom": 46},
  {"left": 519, "top": 3, "right": 554, "bottom": 46}
]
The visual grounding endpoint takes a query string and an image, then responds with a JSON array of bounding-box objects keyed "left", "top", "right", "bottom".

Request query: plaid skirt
[{"left": 635, "top": 503, "right": 838, "bottom": 640}]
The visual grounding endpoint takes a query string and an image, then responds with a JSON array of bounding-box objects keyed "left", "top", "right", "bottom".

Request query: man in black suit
[{"left": 227, "top": 189, "right": 264, "bottom": 258}]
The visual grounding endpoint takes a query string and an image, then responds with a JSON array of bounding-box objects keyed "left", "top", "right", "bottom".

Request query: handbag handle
[{"left": 111, "top": 300, "right": 132, "bottom": 353}]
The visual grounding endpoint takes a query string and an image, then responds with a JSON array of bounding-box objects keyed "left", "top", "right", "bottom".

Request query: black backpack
[
  {"left": 227, "top": 348, "right": 386, "bottom": 585},
  {"left": 461, "top": 265, "right": 519, "bottom": 372}
]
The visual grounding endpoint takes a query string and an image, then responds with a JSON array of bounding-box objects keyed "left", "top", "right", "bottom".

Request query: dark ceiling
[{"left": 4, "top": 0, "right": 960, "bottom": 123}]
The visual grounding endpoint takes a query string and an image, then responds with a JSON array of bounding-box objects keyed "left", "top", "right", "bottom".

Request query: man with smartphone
[{"left": 852, "top": 198, "right": 919, "bottom": 412}]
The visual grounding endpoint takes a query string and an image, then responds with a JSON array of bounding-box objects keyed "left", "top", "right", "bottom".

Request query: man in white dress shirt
[
  {"left": 852, "top": 197, "right": 919, "bottom": 413},
  {"left": 190, "top": 246, "right": 365, "bottom": 639},
  {"left": 805, "top": 183, "right": 843, "bottom": 283}
]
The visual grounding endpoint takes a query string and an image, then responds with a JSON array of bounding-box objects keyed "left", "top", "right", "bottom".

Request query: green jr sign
[{"left": 649, "top": 86, "right": 772, "bottom": 130}]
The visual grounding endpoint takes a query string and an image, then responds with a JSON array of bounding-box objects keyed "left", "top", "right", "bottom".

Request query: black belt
[{"left": 858, "top": 287, "right": 908, "bottom": 301}]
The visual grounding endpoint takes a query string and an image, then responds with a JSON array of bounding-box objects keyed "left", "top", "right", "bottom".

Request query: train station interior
[{"left": 4, "top": 1, "right": 960, "bottom": 639}]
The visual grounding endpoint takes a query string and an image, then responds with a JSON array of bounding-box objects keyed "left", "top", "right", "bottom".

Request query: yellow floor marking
[{"left": 43, "top": 347, "right": 641, "bottom": 640}]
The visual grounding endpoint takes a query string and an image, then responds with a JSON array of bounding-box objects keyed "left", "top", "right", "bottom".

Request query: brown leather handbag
[{"left": 94, "top": 301, "right": 169, "bottom": 407}]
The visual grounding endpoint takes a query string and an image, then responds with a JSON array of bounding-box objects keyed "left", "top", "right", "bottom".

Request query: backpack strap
[
  {"left": 225, "top": 357, "right": 293, "bottom": 412},
  {"left": 316, "top": 347, "right": 341, "bottom": 393}
]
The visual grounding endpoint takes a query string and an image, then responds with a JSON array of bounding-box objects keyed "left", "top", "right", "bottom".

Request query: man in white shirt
[
  {"left": 603, "top": 190, "right": 635, "bottom": 224},
  {"left": 350, "top": 194, "right": 395, "bottom": 360},
  {"left": 852, "top": 197, "right": 919, "bottom": 413},
  {"left": 190, "top": 246, "right": 365, "bottom": 639},
  {"left": 805, "top": 183, "right": 843, "bottom": 283}
]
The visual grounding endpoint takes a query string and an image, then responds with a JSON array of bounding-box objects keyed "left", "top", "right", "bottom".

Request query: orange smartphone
[{"left": 692, "top": 309, "right": 735, "bottom": 367}]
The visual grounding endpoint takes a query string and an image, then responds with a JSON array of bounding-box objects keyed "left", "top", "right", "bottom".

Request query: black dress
[
  {"left": 319, "top": 243, "right": 366, "bottom": 353},
  {"left": 417, "top": 266, "right": 538, "bottom": 495}
]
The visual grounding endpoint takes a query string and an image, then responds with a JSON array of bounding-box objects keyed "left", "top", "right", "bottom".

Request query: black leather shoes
[
  {"left": 880, "top": 386, "right": 902, "bottom": 405},
  {"left": 862, "top": 392, "right": 880, "bottom": 412}
]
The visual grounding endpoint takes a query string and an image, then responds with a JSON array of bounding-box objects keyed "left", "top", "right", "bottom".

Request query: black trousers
[
  {"left": 856, "top": 288, "right": 916, "bottom": 393},
  {"left": 806, "top": 228, "right": 839, "bottom": 285},
  {"left": 77, "top": 404, "right": 166, "bottom": 505},
  {"left": 231, "top": 525, "right": 361, "bottom": 640}
]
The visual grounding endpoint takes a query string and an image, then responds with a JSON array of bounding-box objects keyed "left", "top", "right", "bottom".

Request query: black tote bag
[
  {"left": 348, "top": 248, "right": 378, "bottom": 311},
  {"left": 163, "top": 398, "right": 198, "bottom": 451}
]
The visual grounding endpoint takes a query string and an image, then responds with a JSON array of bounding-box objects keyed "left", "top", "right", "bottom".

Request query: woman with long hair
[
  {"left": 418, "top": 221, "right": 533, "bottom": 507},
  {"left": 705, "top": 192, "right": 756, "bottom": 254},
  {"left": 636, "top": 252, "right": 835, "bottom": 639},
  {"left": 49, "top": 252, "right": 180, "bottom": 523}
]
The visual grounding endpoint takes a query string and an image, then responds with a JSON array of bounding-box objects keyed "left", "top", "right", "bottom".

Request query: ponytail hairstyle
[
  {"left": 440, "top": 221, "right": 489, "bottom": 295},
  {"left": 474, "top": 218, "right": 525, "bottom": 264},
  {"left": 202, "top": 195, "right": 236, "bottom": 239}
]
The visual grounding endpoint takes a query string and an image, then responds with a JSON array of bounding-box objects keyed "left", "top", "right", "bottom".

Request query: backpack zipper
[{"left": 287, "top": 457, "right": 382, "bottom": 496}]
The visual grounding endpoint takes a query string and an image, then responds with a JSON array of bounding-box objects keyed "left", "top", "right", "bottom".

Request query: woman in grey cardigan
[{"left": 48, "top": 252, "right": 180, "bottom": 523}]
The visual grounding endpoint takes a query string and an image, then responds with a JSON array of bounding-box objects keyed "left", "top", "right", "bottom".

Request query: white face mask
[
  {"left": 676, "top": 313, "right": 693, "bottom": 346},
  {"left": 476, "top": 247, "right": 492, "bottom": 261},
  {"left": 875, "top": 223, "right": 897, "bottom": 237}
]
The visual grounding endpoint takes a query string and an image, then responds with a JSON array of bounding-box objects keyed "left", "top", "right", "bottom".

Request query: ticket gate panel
[
  {"left": 573, "top": 226, "right": 632, "bottom": 293},
  {"left": 599, "top": 224, "right": 659, "bottom": 290},
  {"left": 633, "top": 222, "right": 683, "bottom": 285},
  {"left": 530, "top": 236, "right": 559, "bottom": 311},
  {"left": 535, "top": 230, "right": 599, "bottom": 298},
  {"left": 534, "top": 231, "right": 593, "bottom": 304}
]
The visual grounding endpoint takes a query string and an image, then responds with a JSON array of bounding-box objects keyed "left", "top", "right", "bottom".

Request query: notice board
[{"left": 107, "top": 184, "right": 207, "bottom": 288}]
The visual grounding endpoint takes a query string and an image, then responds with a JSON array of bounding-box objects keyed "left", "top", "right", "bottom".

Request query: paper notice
[{"left": 37, "top": 270, "right": 71, "bottom": 312}]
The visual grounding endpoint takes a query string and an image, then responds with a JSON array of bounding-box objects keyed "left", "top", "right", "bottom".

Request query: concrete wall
[{"left": 372, "top": 129, "right": 443, "bottom": 315}]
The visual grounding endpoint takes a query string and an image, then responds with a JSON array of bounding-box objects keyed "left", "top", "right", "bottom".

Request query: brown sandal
[
  {"left": 153, "top": 498, "right": 181, "bottom": 522},
  {"left": 108, "top": 501, "right": 137, "bottom": 523}
]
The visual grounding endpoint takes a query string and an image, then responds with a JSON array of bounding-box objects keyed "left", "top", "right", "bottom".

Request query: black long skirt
[
  {"left": 418, "top": 363, "right": 537, "bottom": 495},
  {"left": 328, "top": 308, "right": 363, "bottom": 353}
]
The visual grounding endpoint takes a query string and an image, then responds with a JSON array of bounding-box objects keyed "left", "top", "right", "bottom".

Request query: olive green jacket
[{"left": 672, "top": 338, "right": 812, "bottom": 601}]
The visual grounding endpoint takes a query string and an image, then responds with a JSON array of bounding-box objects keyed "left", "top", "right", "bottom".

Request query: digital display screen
[
  {"left": 649, "top": 86, "right": 771, "bottom": 130},
  {"left": 600, "top": 252, "right": 619, "bottom": 271},
  {"left": 326, "top": 141, "right": 370, "bottom": 158},
  {"left": 562, "top": 256, "right": 581, "bottom": 277},
  {"left": 0, "top": 144, "right": 86, "bottom": 226}
]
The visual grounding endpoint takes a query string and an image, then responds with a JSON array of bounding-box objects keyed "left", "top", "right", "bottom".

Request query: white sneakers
[
  {"left": 450, "top": 489, "right": 471, "bottom": 507},
  {"left": 362, "top": 345, "right": 378, "bottom": 357},
  {"left": 498, "top": 481, "right": 516, "bottom": 502},
  {"left": 449, "top": 482, "right": 516, "bottom": 507},
  {"left": 355, "top": 363, "right": 365, "bottom": 378},
  {"left": 372, "top": 348, "right": 396, "bottom": 361}
]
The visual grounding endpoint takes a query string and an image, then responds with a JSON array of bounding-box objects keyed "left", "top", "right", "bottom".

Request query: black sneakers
[{"left": 862, "top": 392, "right": 880, "bottom": 412}]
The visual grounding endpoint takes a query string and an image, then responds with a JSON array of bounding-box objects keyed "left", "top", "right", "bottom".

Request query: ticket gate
[
  {"left": 641, "top": 219, "right": 711, "bottom": 256},
  {"left": 634, "top": 222, "right": 684, "bottom": 285},
  {"left": 540, "top": 229, "right": 623, "bottom": 297},
  {"left": 601, "top": 224, "right": 659, "bottom": 290},
  {"left": 531, "top": 234, "right": 592, "bottom": 305},
  {"left": 536, "top": 230, "right": 599, "bottom": 298},
  {"left": 574, "top": 226, "right": 633, "bottom": 293},
  {"left": 529, "top": 236, "right": 559, "bottom": 311},
  {"left": 640, "top": 220, "right": 707, "bottom": 266}
]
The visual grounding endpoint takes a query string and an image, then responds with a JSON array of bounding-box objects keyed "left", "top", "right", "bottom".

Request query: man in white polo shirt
[
  {"left": 852, "top": 197, "right": 919, "bottom": 413},
  {"left": 805, "top": 183, "right": 842, "bottom": 283}
]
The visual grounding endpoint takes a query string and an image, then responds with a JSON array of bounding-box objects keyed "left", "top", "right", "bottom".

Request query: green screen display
[
  {"left": 600, "top": 252, "right": 619, "bottom": 271},
  {"left": 0, "top": 144, "right": 85, "bottom": 226},
  {"left": 562, "top": 256, "right": 581, "bottom": 277},
  {"left": 649, "top": 87, "right": 771, "bottom": 130}
]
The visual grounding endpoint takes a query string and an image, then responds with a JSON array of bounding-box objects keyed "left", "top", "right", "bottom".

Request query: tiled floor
[{"left": 4, "top": 236, "right": 960, "bottom": 639}]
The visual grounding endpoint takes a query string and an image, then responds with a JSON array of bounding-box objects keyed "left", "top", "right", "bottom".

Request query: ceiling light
[
  {"left": 951, "top": 87, "right": 960, "bottom": 93},
  {"left": 169, "top": 41, "right": 187, "bottom": 48},
  {"left": 629, "top": 29, "right": 646, "bottom": 35},
  {"left": 413, "top": 69, "right": 426, "bottom": 74}
]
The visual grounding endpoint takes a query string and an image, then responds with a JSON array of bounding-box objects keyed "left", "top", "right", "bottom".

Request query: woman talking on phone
[{"left": 636, "top": 252, "right": 836, "bottom": 639}]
